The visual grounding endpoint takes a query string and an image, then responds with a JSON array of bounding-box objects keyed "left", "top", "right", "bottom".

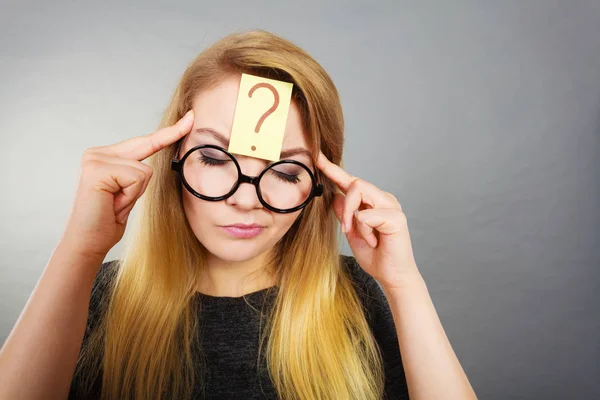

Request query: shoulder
[
  {"left": 339, "top": 254, "right": 387, "bottom": 325},
  {"left": 69, "top": 260, "right": 120, "bottom": 400},
  {"left": 91, "top": 260, "right": 120, "bottom": 305},
  {"left": 339, "top": 254, "right": 410, "bottom": 399},
  {"left": 92, "top": 259, "right": 120, "bottom": 292},
  {"left": 86, "top": 260, "right": 120, "bottom": 333},
  {"left": 339, "top": 253, "right": 396, "bottom": 338}
]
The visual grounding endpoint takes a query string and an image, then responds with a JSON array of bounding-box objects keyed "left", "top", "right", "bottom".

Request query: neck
[{"left": 197, "top": 249, "right": 277, "bottom": 297}]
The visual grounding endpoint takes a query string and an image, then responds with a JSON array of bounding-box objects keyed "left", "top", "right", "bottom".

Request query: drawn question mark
[{"left": 248, "top": 82, "right": 279, "bottom": 151}]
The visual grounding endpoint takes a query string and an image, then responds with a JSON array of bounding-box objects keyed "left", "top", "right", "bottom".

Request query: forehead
[{"left": 190, "top": 74, "right": 310, "bottom": 154}]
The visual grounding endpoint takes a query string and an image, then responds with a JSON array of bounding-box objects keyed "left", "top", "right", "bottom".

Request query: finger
[
  {"left": 113, "top": 174, "right": 148, "bottom": 216},
  {"left": 96, "top": 109, "right": 194, "bottom": 161},
  {"left": 354, "top": 209, "right": 378, "bottom": 248},
  {"left": 336, "top": 193, "right": 376, "bottom": 247},
  {"left": 83, "top": 152, "right": 153, "bottom": 212},
  {"left": 316, "top": 151, "right": 355, "bottom": 195},
  {"left": 344, "top": 217, "right": 375, "bottom": 255},
  {"left": 84, "top": 152, "right": 154, "bottom": 175},
  {"left": 83, "top": 160, "right": 147, "bottom": 215},
  {"left": 342, "top": 183, "right": 367, "bottom": 233},
  {"left": 342, "top": 179, "right": 397, "bottom": 233},
  {"left": 116, "top": 198, "right": 136, "bottom": 224},
  {"left": 106, "top": 164, "right": 147, "bottom": 216},
  {"left": 355, "top": 208, "right": 405, "bottom": 236}
]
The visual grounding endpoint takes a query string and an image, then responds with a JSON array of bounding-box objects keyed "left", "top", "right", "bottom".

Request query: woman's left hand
[{"left": 316, "top": 151, "right": 420, "bottom": 289}]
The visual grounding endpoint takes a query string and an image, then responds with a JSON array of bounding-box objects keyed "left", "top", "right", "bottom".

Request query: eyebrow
[{"left": 193, "top": 128, "right": 313, "bottom": 160}]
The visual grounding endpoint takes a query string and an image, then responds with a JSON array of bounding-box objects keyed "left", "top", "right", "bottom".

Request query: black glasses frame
[{"left": 171, "top": 144, "right": 323, "bottom": 214}]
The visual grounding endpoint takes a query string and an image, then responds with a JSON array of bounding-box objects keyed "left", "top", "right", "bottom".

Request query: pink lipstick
[{"left": 220, "top": 224, "right": 264, "bottom": 239}]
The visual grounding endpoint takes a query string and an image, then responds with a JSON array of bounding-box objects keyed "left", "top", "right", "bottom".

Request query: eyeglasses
[{"left": 171, "top": 144, "right": 323, "bottom": 214}]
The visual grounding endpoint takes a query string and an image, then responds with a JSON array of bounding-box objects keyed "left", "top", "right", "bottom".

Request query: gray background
[{"left": 1, "top": 1, "right": 599, "bottom": 398}]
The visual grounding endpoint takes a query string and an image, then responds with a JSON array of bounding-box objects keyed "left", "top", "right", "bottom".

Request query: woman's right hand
[{"left": 59, "top": 109, "right": 194, "bottom": 260}]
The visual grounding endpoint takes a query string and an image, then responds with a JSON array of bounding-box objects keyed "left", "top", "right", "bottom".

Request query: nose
[{"left": 225, "top": 158, "right": 265, "bottom": 210}]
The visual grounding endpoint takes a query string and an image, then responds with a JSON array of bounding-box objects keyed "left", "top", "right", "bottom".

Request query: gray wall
[{"left": 1, "top": 1, "right": 599, "bottom": 398}]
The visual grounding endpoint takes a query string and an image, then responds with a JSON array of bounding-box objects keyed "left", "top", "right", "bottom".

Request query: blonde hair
[{"left": 74, "top": 29, "right": 385, "bottom": 399}]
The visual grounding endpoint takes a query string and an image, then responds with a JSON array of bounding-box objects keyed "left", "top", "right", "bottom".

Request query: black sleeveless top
[{"left": 68, "top": 255, "right": 409, "bottom": 399}]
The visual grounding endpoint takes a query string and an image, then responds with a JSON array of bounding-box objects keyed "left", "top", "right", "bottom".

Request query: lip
[
  {"left": 224, "top": 223, "right": 263, "bottom": 228},
  {"left": 220, "top": 224, "right": 264, "bottom": 238}
]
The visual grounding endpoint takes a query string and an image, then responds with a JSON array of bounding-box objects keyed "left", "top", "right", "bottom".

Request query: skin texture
[
  {"left": 178, "top": 74, "right": 314, "bottom": 297},
  {"left": 0, "top": 73, "right": 477, "bottom": 398},
  {"left": 316, "top": 152, "right": 478, "bottom": 398},
  {"left": 0, "top": 106, "right": 198, "bottom": 400}
]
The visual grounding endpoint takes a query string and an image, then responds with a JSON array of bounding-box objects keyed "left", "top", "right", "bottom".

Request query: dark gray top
[{"left": 68, "top": 255, "right": 409, "bottom": 399}]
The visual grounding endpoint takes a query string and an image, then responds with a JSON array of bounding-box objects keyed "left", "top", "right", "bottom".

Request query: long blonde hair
[{"left": 74, "top": 29, "right": 385, "bottom": 399}]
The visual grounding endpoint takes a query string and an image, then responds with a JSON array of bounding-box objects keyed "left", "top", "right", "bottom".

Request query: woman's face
[{"left": 178, "top": 74, "right": 313, "bottom": 262}]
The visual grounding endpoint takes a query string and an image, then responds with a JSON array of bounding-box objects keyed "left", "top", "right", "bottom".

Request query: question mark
[{"left": 248, "top": 82, "right": 279, "bottom": 151}]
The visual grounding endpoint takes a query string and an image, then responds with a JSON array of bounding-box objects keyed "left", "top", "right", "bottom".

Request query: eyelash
[
  {"left": 198, "top": 155, "right": 229, "bottom": 166},
  {"left": 197, "top": 155, "right": 300, "bottom": 184}
]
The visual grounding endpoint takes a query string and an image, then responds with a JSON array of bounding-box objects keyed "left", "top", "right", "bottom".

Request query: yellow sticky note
[{"left": 228, "top": 73, "right": 294, "bottom": 161}]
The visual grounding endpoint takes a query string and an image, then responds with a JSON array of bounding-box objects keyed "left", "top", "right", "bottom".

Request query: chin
[{"left": 200, "top": 233, "right": 270, "bottom": 262}]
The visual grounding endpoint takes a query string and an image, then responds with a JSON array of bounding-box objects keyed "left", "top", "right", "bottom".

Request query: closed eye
[
  {"left": 197, "top": 155, "right": 230, "bottom": 166},
  {"left": 273, "top": 170, "right": 300, "bottom": 184}
]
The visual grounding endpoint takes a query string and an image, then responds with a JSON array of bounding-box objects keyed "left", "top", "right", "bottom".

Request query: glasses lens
[
  {"left": 259, "top": 162, "right": 313, "bottom": 210},
  {"left": 182, "top": 147, "right": 238, "bottom": 197}
]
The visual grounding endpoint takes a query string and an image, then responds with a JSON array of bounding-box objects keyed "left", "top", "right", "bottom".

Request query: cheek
[
  {"left": 272, "top": 211, "right": 302, "bottom": 232},
  {"left": 181, "top": 188, "right": 301, "bottom": 240},
  {"left": 182, "top": 190, "right": 214, "bottom": 227}
]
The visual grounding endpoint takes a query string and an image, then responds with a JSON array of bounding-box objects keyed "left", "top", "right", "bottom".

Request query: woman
[{"left": 0, "top": 30, "right": 477, "bottom": 399}]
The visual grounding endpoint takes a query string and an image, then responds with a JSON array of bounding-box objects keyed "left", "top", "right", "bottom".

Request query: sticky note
[{"left": 228, "top": 73, "right": 294, "bottom": 161}]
